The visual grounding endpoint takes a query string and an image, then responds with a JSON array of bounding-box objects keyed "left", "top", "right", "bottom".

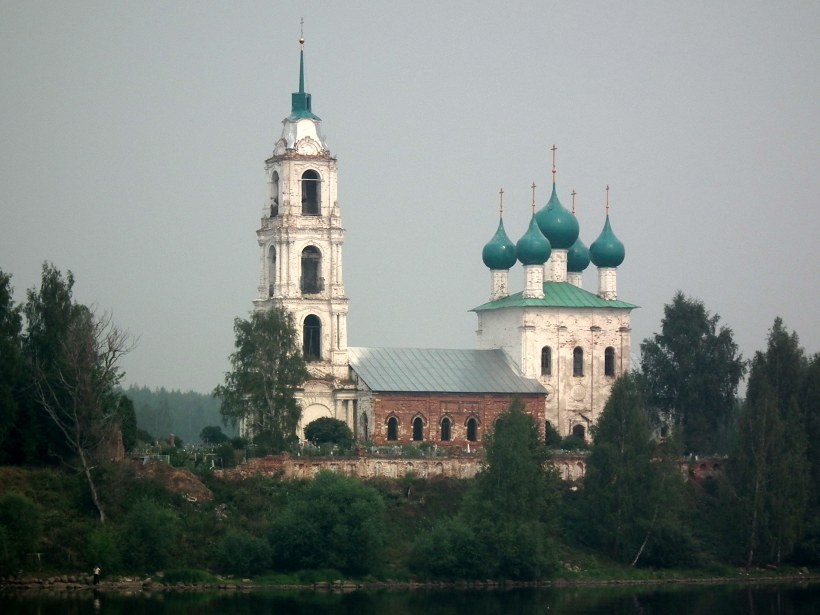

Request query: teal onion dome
[
  {"left": 482, "top": 219, "right": 517, "bottom": 270},
  {"left": 534, "top": 185, "right": 580, "bottom": 249},
  {"left": 567, "top": 237, "right": 591, "bottom": 272},
  {"left": 516, "top": 215, "right": 552, "bottom": 266},
  {"left": 589, "top": 215, "right": 625, "bottom": 268}
]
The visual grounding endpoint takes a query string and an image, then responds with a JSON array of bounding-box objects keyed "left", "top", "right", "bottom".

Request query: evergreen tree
[
  {"left": 466, "top": 398, "right": 562, "bottom": 579},
  {"left": 802, "top": 355, "right": 820, "bottom": 505},
  {"left": 117, "top": 395, "right": 139, "bottom": 452},
  {"left": 640, "top": 292, "right": 745, "bottom": 454},
  {"left": 0, "top": 270, "right": 24, "bottom": 463},
  {"left": 795, "top": 354, "right": 820, "bottom": 562},
  {"left": 581, "top": 374, "right": 692, "bottom": 567},
  {"left": 214, "top": 307, "right": 308, "bottom": 451},
  {"left": 412, "top": 399, "right": 561, "bottom": 580},
  {"left": 727, "top": 320, "right": 809, "bottom": 565}
]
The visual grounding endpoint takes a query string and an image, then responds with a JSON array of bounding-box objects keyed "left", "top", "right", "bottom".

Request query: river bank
[{"left": 3, "top": 568, "right": 819, "bottom": 596}]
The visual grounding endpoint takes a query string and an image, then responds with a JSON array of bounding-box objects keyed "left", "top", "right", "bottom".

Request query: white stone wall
[
  {"left": 597, "top": 267, "right": 618, "bottom": 300},
  {"left": 523, "top": 265, "right": 545, "bottom": 299},
  {"left": 545, "top": 249, "right": 568, "bottom": 283},
  {"left": 489, "top": 270, "right": 509, "bottom": 301},
  {"left": 477, "top": 304, "right": 631, "bottom": 437}
]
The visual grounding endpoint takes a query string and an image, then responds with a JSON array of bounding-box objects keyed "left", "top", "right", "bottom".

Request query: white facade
[{"left": 476, "top": 303, "right": 631, "bottom": 438}]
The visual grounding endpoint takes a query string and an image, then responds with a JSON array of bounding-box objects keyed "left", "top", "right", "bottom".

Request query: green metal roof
[
  {"left": 348, "top": 347, "right": 546, "bottom": 394},
  {"left": 471, "top": 281, "right": 638, "bottom": 312}
]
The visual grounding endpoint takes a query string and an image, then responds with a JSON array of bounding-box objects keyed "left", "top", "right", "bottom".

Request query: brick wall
[{"left": 367, "top": 391, "right": 545, "bottom": 447}]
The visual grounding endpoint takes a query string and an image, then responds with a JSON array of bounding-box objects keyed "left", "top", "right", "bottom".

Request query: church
[{"left": 252, "top": 38, "right": 636, "bottom": 448}]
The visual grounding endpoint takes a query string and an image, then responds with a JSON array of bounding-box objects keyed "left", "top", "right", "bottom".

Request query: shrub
[
  {"left": 0, "top": 491, "right": 42, "bottom": 573},
  {"left": 215, "top": 442, "right": 238, "bottom": 468},
  {"left": 200, "top": 425, "right": 229, "bottom": 445},
  {"left": 85, "top": 525, "right": 121, "bottom": 573},
  {"left": 268, "top": 472, "right": 385, "bottom": 576},
  {"left": 410, "top": 516, "right": 486, "bottom": 579},
  {"left": 119, "top": 498, "right": 177, "bottom": 572},
  {"left": 559, "top": 434, "right": 589, "bottom": 450},
  {"left": 545, "top": 422, "right": 563, "bottom": 447},
  {"left": 304, "top": 418, "right": 353, "bottom": 450},
  {"left": 214, "top": 529, "right": 271, "bottom": 576}
]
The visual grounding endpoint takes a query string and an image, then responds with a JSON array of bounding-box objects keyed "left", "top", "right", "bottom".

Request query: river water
[{"left": 2, "top": 583, "right": 820, "bottom": 614}]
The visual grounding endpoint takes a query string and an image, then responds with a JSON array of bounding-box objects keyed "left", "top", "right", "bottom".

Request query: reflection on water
[{"left": 1, "top": 583, "right": 820, "bottom": 614}]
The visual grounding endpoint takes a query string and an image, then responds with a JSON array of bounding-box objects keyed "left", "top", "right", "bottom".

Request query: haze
[{"left": 1, "top": 1, "right": 818, "bottom": 393}]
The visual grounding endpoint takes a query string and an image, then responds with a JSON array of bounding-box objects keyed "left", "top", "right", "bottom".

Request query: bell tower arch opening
[
  {"left": 267, "top": 246, "right": 276, "bottom": 297},
  {"left": 301, "top": 170, "right": 321, "bottom": 215},
  {"left": 303, "top": 314, "right": 321, "bottom": 361},
  {"left": 300, "top": 246, "right": 323, "bottom": 294},
  {"left": 270, "top": 170, "right": 280, "bottom": 217}
]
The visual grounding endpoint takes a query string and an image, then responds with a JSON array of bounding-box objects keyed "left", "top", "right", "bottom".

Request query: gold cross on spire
[
  {"left": 551, "top": 144, "right": 557, "bottom": 184},
  {"left": 531, "top": 182, "right": 537, "bottom": 214},
  {"left": 605, "top": 184, "right": 610, "bottom": 215},
  {"left": 498, "top": 188, "right": 504, "bottom": 218},
  {"left": 571, "top": 189, "right": 577, "bottom": 214},
  {"left": 299, "top": 17, "right": 305, "bottom": 47}
]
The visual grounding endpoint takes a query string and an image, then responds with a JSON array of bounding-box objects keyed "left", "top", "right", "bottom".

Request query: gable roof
[
  {"left": 471, "top": 281, "right": 638, "bottom": 312},
  {"left": 347, "top": 347, "right": 546, "bottom": 395}
]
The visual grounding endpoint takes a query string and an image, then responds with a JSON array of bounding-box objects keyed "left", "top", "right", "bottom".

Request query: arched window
[
  {"left": 300, "top": 246, "right": 323, "bottom": 293},
  {"left": 267, "top": 246, "right": 276, "bottom": 297},
  {"left": 540, "top": 346, "right": 552, "bottom": 376},
  {"left": 466, "top": 417, "right": 478, "bottom": 442},
  {"left": 573, "top": 346, "right": 584, "bottom": 377},
  {"left": 440, "top": 417, "right": 452, "bottom": 442},
  {"left": 301, "top": 170, "right": 321, "bottom": 215},
  {"left": 412, "top": 417, "right": 424, "bottom": 441},
  {"left": 605, "top": 346, "right": 616, "bottom": 377},
  {"left": 387, "top": 417, "right": 398, "bottom": 442},
  {"left": 303, "top": 315, "right": 321, "bottom": 361},
  {"left": 572, "top": 424, "right": 586, "bottom": 440},
  {"left": 270, "top": 171, "right": 280, "bottom": 217}
]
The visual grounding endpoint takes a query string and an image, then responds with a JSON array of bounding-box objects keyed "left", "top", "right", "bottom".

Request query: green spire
[
  {"left": 299, "top": 45, "right": 305, "bottom": 92},
  {"left": 289, "top": 35, "right": 320, "bottom": 121}
]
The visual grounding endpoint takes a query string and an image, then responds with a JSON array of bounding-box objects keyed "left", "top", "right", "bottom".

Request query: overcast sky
[{"left": 2, "top": 1, "right": 818, "bottom": 394}]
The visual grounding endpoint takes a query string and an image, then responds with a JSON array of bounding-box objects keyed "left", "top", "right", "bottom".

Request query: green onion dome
[
  {"left": 567, "top": 236, "right": 591, "bottom": 272},
  {"left": 516, "top": 215, "right": 552, "bottom": 266},
  {"left": 482, "top": 219, "right": 517, "bottom": 270},
  {"left": 589, "top": 215, "right": 625, "bottom": 268},
  {"left": 534, "top": 185, "right": 580, "bottom": 249}
]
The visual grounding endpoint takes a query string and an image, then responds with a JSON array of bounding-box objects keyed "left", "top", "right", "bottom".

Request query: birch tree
[{"left": 214, "top": 307, "right": 308, "bottom": 451}]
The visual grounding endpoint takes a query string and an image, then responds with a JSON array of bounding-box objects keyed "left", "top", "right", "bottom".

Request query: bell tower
[{"left": 254, "top": 34, "right": 354, "bottom": 434}]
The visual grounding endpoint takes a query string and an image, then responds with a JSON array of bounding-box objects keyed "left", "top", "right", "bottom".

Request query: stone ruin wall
[{"left": 214, "top": 453, "right": 725, "bottom": 484}]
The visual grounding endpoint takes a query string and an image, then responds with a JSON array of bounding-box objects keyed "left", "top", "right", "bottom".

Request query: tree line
[
  {"left": 3, "top": 263, "right": 820, "bottom": 578},
  {"left": 125, "top": 386, "right": 233, "bottom": 446}
]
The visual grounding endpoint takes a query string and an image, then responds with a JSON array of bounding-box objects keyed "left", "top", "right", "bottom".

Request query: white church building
[{"left": 251, "top": 37, "right": 636, "bottom": 446}]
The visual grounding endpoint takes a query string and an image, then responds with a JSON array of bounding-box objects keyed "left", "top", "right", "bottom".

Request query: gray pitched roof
[{"left": 348, "top": 347, "right": 546, "bottom": 394}]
